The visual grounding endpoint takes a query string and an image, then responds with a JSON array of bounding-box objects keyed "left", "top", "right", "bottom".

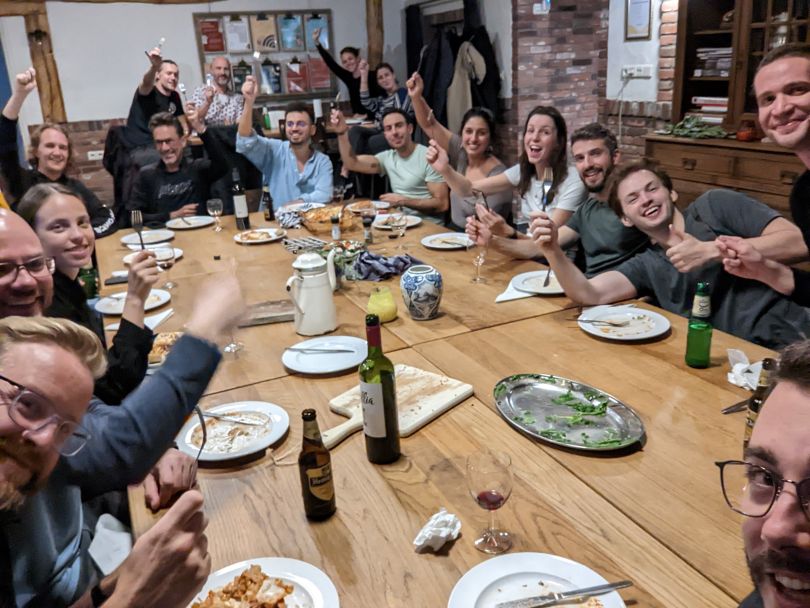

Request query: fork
[
  {"left": 540, "top": 166, "right": 553, "bottom": 286},
  {"left": 578, "top": 318, "right": 630, "bottom": 327},
  {"left": 130, "top": 210, "right": 145, "bottom": 250}
]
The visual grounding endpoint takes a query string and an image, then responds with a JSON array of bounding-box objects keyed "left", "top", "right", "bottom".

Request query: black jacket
[
  {"left": 0, "top": 115, "right": 117, "bottom": 238},
  {"left": 315, "top": 44, "right": 383, "bottom": 117},
  {"left": 47, "top": 270, "right": 153, "bottom": 405}
]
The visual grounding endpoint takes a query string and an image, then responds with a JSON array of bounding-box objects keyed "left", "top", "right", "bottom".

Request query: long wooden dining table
[{"left": 96, "top": 208, "right": 770, "bottom": 607}]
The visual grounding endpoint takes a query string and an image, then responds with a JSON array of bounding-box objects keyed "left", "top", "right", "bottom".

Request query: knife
[{"left": 494, "top": 580, "right": 633, "bottom": 608}]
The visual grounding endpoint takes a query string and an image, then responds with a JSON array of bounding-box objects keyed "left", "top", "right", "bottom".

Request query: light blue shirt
[{"left": 236, "top": 132, "right": 333, "bottom": 209}]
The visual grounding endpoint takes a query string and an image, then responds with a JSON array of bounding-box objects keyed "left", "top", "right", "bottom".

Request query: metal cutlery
[
  {"left": 721, "top": 398, "right": 749, "bottom": 414},
  {"left": 286, "top": 347, "right": 355, "bottom": 354},
  {"left": 130, "top": 210, "right": 145, "bottom": 250},
  {"left": 540, "top": 167, "right": 553, "bottom": 287},
  {"left": 202, "top": 412, "right": 266, "bottom": 427},
  {"left": 495, "top": 579, "right": 633, "bottom": 608},
  {"left": 577, "top": 318, "right": 630, "bottom": 327},
  {"left": 179, "top": 216, "right": 192, "bottom": 226}
]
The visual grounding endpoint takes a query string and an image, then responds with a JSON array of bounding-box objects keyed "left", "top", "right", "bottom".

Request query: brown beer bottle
[
  {"left": 742, "top": 357, "right": 777, "bottom": 451},
  {"left": 298, "top": 409, "right": 336, "bottom": 520}
]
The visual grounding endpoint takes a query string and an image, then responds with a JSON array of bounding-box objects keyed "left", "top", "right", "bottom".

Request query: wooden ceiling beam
[
  {"left": 0, "top": 3, "right": 43, "bottom": 17},
  {"left": 366, "top": 0, "right": 383, "bottom": 67}
]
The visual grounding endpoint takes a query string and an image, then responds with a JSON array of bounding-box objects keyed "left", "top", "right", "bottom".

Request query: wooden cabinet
[
  {"left": 674, "top": 0, "right": 810, "bottom": 130},
  {"left": 645, "top": 134, "right": 805, "bottom": 217}
]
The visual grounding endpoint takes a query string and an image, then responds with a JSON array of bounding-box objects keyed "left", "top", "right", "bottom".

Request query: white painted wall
[
  {"left": 606, "top": 0, "right": 661, "bottom": 101},
  {"left": 0, "top": 0, "right": 409, "bottom": 133}
]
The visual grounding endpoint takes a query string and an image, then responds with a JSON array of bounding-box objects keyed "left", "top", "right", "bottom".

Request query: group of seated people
[{"left": 0, "top": 35, "right": 809, "bottom": 608}]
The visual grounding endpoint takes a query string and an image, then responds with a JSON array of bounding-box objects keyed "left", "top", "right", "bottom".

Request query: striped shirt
[{"left": 360, "top": 87, "right": 414, "bottom": 124}]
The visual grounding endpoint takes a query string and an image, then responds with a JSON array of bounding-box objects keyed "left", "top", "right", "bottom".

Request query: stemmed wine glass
[
  {"left": 154, "top": 246, "right": 176, "bottom": 290},
  {"left": 471, "top": 245, "right": 487, "bottom": 284},
  {"left": 466, "top": 449, "right": 513, "bottom": 554},
  {"left": 388, "top": 210, "right": 409, "bottom": 251},
  {"left": 206, "top": 198, "right": 223, "bottom": 232}
]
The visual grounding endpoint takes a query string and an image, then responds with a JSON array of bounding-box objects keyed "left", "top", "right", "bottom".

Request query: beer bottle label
[
  {"left": 360, "top": 382, "right": 386, "bottom": 438},
  {"left": 692, "top": 294, "right": 710, "bottom": 318},
  {"left": 306, "top": 463, "right": 334, "bottom": 501}
]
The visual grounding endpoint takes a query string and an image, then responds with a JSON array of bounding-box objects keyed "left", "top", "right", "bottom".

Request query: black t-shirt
[
  {"left": 125, "top": 87, "right": 184, "bottom": 147},
  {"left": 788, "top": 170, "right": 810, "bottom": 306},
  {"left": 738, "top": 590, "right": 763, "bottom": 608}
]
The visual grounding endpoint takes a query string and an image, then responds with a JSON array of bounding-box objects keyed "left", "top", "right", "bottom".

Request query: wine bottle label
[
  {"left": 361, "top": 381, "right": 386, "bottom": 438},
  {"left": 305, "top": 463, "right": 334, "bottom": 501},
  {"left": 691, "top": 294, "right": 711, "bottom": 318},
  {"left": 234, "top": 194, "right": 249, "bottom": 217}
]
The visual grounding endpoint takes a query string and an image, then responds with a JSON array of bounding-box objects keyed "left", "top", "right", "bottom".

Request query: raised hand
[
  {"left": 126, "top": 250, "right": 159, "bottom": 304},
  {"left": 241, "top": 75, "right": 258, "bottom": 102},
  {"left": 665, "top": 223, "right": 720, "bottom": 273},
  {"left": 14, "top": 68, "right": 36, "bottom": 95},
  {"left": 146, "top": 46, "right": 163, "bottom": 68},
  {"left": 466, "top": 215, "right": 491, "bottom": 247},
  {"left": 184, "top": 101, "right": 205, "bottom": 133},
  {"left": 330, "top": 108, "right": 348, "bottom": 134},
  {"left": 203, "top": 86, "right": 215, "bottom": 102},
  {"left": 426, "top": 139, "right": 450, "bottom": 174},
  {"left": 529, "top": 211, "right": 559, "bottom": 251},
  {"left": 185, "top": 274, "right": 246, "bottom": 345},
  {"left": 358, "top": 59, "right": 369, "bottom": 78},
  {"left": 406, "top": 72, "right": 424, "bottom": 98},
  {"left": 475, "top": 204, "right": 511, "bottom": 238},
  {"left": 143, "top": 448, "right": 198, "bottom": 512},
  {"left": 312, "top": 27, "right": 322, "bottom": 43}
]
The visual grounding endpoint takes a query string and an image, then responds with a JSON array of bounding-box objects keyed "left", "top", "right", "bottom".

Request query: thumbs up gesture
[{"left": 665, "top": 223, "right": 721, "bottom": 273}]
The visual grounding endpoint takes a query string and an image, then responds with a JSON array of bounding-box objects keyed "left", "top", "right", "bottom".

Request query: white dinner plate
[
  {"left": 282, "top": 336, "right": 367, "bottom": 375},
  {"left": 120, "top": 229, "right": 175, "bottom": 246},
  {"left": 373, "top": 215, "right": 422, "bottom": 230},
  {"left": 578, "top": 305, "right": 671, "bottom": 342},
  {"left": 165, "top": 215, "right": 215, "bottom": 230},
  {"left": 176, "top": 401, "right": 290, "bottom": 463},
  {"left": 421, "top": 232, "right": 473, "bottom": 250},
  {"left": 511, "top": 270, "right": 564, "bottom": 296},
  {"left": 94, "top": 288, "right": 171, "bottom": 316},
  {"left": 191, "top": 557, "right": 338, "bottom": 608},
  {"left": 448, "top": 552, "right": 626, "bottom": 608},
  {"left": 233, "top": 227, "right": 287, "bottom": 245},
  {"left": 122, "top": 248, "right": 183, "bottom": 265},
  {"left": 346, "top": 200, "right": 390, "bottom": 215},
  {"left": 281, "top": 202, "right": 326, "bottom": 213}
]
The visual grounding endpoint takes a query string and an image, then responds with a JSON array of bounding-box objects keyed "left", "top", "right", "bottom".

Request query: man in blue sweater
[{"left": 0, "top": 210, "right": 245, "bottom": 606}]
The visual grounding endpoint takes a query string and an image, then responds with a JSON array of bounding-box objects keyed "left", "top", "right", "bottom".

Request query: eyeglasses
[
  {"left": 0, "top": 373, "right": 90, "bottom": 456},
  {"left": 716, "top": 460, "right": 810, "bottom": 520},
  {"left": 0, "top": 257, "right": 55, "bottom": 283},
  {"left": 285, "top": 120, "right": 309, "bottom": 129}
]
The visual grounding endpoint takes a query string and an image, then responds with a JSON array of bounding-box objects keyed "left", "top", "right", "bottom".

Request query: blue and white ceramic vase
[{"left": 400, "top": 264, "right": 443, "bottom": 320}]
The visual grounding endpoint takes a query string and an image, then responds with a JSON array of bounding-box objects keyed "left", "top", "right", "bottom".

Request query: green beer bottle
[{"left": 685, "top": 282, "right": 712, "bottom": 368}]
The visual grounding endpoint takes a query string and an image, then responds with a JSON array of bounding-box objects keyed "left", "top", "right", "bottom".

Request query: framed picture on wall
[
  {"left": 305, "top": 14, "right": 330, "bottom": 50},
  {"left": 625, "top": 0, "right": 652, "bottom": 41},
  {"left": 225, "top": 16, "right": 252, "bottom": 52},
  {"left": 278, "top": 14, "right": 305, "bottom": 51},
  {"left": 250, "top": 14, "right": 279, "bottom": 52},
  {"left": 200, "top": 18, "right": 226, "bottom": 53}
]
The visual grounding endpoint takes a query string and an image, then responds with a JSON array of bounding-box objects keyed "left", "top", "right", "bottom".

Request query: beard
[
  {"left": 0, "top": 479, "right": 24, "bottom": 511},
  {"left": 748, "top": 548, "right": 810, "bottom": 587},
  {"left": 0, "top": 436, "right": 47, "bottom": 509}
]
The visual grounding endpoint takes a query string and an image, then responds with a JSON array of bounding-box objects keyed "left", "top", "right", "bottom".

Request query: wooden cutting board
[{"left": 320, "top": 364, "right": 474, "bottom": 450}]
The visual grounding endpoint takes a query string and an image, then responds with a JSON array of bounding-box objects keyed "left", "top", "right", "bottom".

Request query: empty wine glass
[
  {"left": 466, "top": 449, "right": 513, "bottom": 554},
  {"left": 471, "top": 246, "right": 487, "bottom": 284},
  {"left": 388, "top": 210, "right": 409, "bottom": 251},
  {"left": 206, "top": 198, "right": 223, "bottom": 232},
  {"left": 154, "top": 246, "right": 176, "bottom": 290}
]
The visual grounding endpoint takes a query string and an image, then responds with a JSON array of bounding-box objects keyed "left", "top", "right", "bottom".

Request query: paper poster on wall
[
  {"left": 285, "top": 59, "right": 309, "bottom": 93},
  {"left": 308, "top": 57, "right": 331, "bottom": 90},
  {"left": 200, "top": 19, "right": 226, "bottom": 53},
  {"left": 225, "top": 17, "right": 252, "bottom": 52},
  {"left": 278, "top": 14, "right": 305, "bottom": 51},
  {"left": 305, "top": 15, "right": 330, "bottom": 50},
  {"left": 250, "top": 15, "right": 279, "bottom": 51},
  {"left": 260, "top": 60, "right": 283, "bottom": 94},
  {"left": 232, "top": 61, "right": 253, "bottom": 90}
]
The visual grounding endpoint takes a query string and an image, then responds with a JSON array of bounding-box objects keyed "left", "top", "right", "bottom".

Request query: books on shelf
[
  {"left": 685, "top": 112, "right": 725, "bottom": 125},
  {"left": 691, "top": 96, "right": 729, "bottom": 104},
  {"left": 688, "top": 95, "right": 728, "bottom": 119},
  {"left": 692, "top": 47, "right": 732, "bottom": 77}
]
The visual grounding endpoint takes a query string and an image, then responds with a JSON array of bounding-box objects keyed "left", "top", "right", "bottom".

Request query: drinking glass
[
  {"left": 512, "top": 194, "right": 529, "bottom": 236},
  {"left": 388, "top": 210, "right": 409, "bottom": 251},
  {"left": 471, "top": 246, "right": 487, "bottom": 284},
  {"left": 206, "top": 198, "right": 224, "bottom": 232},
  {"left": 466, "top": 450, "right": 513, "bottom": 554},
  {"left": 154, "top": 246, "right": 176, "bottom": 290}
]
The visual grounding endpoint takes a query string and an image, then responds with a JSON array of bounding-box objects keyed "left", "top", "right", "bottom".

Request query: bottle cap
[
  {"left": 331, "top": 215, "right": 340, "bottom": 224},
  {"left": 366, "top": 313, "right": 380, "bottom": 326},
  {"left": 302, "top": 408, "right": 317, "bottom": 421}
]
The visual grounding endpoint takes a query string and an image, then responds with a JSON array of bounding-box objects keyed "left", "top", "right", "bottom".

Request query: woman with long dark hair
[
  {"left": 427, "top": 105, "right": 586, "bottom": 231},
  {"left": 407, "top": 72, "right": 511, "bottom": 229}
]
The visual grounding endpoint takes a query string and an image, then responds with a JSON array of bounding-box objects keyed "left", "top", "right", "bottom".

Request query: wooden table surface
[{"left": 102, "top": 209, "right": 766, "bottom": 607}]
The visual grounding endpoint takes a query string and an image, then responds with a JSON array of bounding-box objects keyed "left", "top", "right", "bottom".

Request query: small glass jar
[{"left": 367, "top": 286, "right": 398, "bottom": 323}]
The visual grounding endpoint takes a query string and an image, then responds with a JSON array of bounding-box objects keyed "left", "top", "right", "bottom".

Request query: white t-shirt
[{"left": 504, "top": 164, "right": 586, "bottom": 217}]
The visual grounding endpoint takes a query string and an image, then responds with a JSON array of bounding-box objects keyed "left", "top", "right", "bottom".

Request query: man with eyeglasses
[
  {"left": 236, "top": 76, "right": 332, "bottom": 211},
  {"left": 0, "top": 210, "right": 246, "bottom": 605},
  {"left": 716, "top": 340, "right": 810, "bottom": 608}
]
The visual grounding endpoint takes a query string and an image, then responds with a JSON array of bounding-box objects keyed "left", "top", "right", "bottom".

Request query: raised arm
[
  {"left": 138, "top": 48, "right": 163, "bottom": 95},
  {"left": 426, "top": 139, "right": 511, "bottom": 198},
  {"left": 237, "top": 75, "right": 258, "bottom": 137},
  {"left": 330, "top": 108, "right": 381, "bottom": 174},
  {"left": 186, "top": 102, "right": 230, "bottom": 183},
  {"left": 313, "top": 27, "right": 352, "bottom": 83},
  {"left": 2, "top": 66, "right": 36, "bottom": 121},
  {"left": 406, "top": 72, "right": 452, "bottom": 149}
]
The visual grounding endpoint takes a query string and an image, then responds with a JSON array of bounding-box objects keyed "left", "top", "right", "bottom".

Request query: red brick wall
[{"left": 510, "top": 0, "right": 610, "bottom": 158}]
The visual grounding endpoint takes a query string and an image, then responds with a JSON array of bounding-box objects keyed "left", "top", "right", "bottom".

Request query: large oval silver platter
[{"left": 493, "top": 373, "right": 645, "bottom": 451}]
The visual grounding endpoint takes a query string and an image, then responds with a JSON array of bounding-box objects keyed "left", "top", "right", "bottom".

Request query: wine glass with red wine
[{"left": 466, "top": 449, "right": 513, "bottom": 554}]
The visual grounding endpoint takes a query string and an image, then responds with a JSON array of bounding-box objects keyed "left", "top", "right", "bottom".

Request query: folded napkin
[
  {"left": 727, "top": 349, "right": 763, "bottom": 391},
  {"left": 88, "top": 514, "right": 132, "bottom": 575},
  {"left": 105, "top": 308, "right": 174, "bottom": 332},
  {"left": 351, "top": 251, "right": 422, "bottom": 281},
  {"left": 496, "top": 277, "right": 535, "bottom": 303},
  {"left": 276, "top": 203, "right": 320, "bottom": 229}
]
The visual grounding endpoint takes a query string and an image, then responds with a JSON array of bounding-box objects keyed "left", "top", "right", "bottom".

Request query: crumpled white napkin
[
  {"left": 727, "top": 349, "right": 763, "bottom": 391},
  {"left": 88, "top": 514, "right": 133, "bottom": 575},
  {"left": 413, "top": 508, "right": 461, "bottom": 553},
  {"left": 496, "top": 277, "right": 535, "bottom": 303}
]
